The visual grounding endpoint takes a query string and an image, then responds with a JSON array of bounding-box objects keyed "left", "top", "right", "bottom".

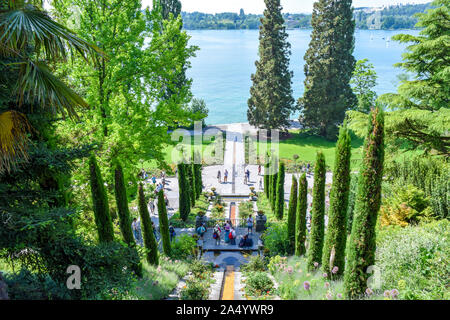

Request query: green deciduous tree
[
  {"left": 247, "top": 0, "right": 295, "bottom": 130},
  {"left": 322, "top": 121, "right": 352, "bottom": 277},
  {"left": 351, "top": 59, "right": 378, "bottom": 114},
  {"left": 138, "top": 183, "right": 159, "bottom": 265},
  {"left": 307, "top": 151, "right": 326, "bottom": 270},
  {"left": 89, "top": 154, "right": 114, "bottom": 243},
  {"left": 287, "top": 175, "right": 298, "bottom": 252},
  {"left": 344, "top": 107, "right": 384, "bottom": 298},
  {"left": 299, "top": 0, "right": 357, "bottom": 139},
  {"left": 158, "top": 0, "right": 182, "bottom": 19},
  {"left": 157, "top": 190, "right": 171, "bottom": 256},
  {"left": 295, "top": 173, "right": 308, "bottom": 256}
]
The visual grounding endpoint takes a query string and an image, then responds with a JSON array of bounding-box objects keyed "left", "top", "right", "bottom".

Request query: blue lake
[{"left": 186, "top": 29, "right": 420, "bottom": 125}]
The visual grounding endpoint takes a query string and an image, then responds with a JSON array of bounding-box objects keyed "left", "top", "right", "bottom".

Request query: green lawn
[{"left": 257, "top": 130, "right": 364, "bottom": 171}]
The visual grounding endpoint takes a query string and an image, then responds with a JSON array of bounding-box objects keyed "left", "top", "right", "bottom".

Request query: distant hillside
[{"left": 181, "top": 2, "right": 434, "bottom": 30}]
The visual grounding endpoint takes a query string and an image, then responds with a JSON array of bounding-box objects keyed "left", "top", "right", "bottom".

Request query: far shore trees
[
  {"left": 247, "top": 0, "right": 295, "bottom": 131},
  {"left": 299, "top": 0, "right": 357, "bottom": 140}
]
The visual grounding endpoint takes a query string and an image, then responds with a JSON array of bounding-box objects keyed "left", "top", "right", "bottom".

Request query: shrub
[
  {"left": 170, "top": 234, "right": 197, "bottom": 260},
  {"left": 244, "top": 272, "right": 274, "bottom": 298},
  {"left": 239, "top": 201, "right": 254, "bottom": 220},
  {"left": 375, "top": 220, "right": 449, "bottom": 300},
  {"left": 380, "top": 184, "right": 433, "bottom": 227},
  {"left": 241, "top": 255, "right": 267, "bottom": 272},
  {"left": 261, "top": 223, "right": 290, "bottom": 257}
]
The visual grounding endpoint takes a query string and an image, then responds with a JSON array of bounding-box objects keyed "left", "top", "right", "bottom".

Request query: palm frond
[
  {"left": 0, "top": 110, "right": 31, "bottom": 173},
  {"left": 0, "top": 3, "right": 104, "bottom": 62},
  {"left": 17, "top": 60, "right": 88, "bottom": 118}
]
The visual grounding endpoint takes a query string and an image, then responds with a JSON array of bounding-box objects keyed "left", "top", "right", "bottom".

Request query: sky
[{"left": 141, "top": 0, "right": 432, "bottom": 14}]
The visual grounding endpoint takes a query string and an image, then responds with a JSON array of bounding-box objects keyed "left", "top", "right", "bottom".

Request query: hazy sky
[{"left": 141, "top": 0, "right": 431, "bottom": 14}]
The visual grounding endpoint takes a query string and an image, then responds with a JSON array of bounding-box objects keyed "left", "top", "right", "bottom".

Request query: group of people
[
  {"left": 196, "top": 216, "right": 255, "bottom": 248},
  {"left": 131, "top": 217, "right": 177, "bottom": 245},
  {"left": 217, "top": 169, "right": 229, "bottom": 183}
]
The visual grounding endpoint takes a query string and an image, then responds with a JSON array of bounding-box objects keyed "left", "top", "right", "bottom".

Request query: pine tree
[
  {"left": 299, "top": 0, "right": 357, "bottom": 139},
  {"left": 287, "top": 175, "right": 298, "bottom": 252},
  {"left": 322, "top": 121, "right": 352, "bottom": 277},
  {"left": 178, "top": 163, "right": 191, "bottom": 221},
  {"left": 157, "top": 190, "right": 171, "bottom": 256},
  {"left": 247, "top": 0, "right": 295, "bottom": 130},
  {"left": 344, "top": 107, "right": 384, "bottom": 299},
  {"left": 307, "top": 151, "right": 326, "bottom": 270},
  {"left": 295, "top": 173, "right": 308, "bottom": 256},
  {"left": 138, "top": 183, "right": 159, "bottom": 265},
  {"left": 275, "top": 162, "right": 286, "bottom": 220},
  {"left": 89, "top": 155, "right": 114, "bottom": 243}
]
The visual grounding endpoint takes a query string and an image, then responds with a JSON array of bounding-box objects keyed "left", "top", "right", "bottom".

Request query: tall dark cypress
[
  {"left": 344, "top": 107, "right": 384, "bottom": 299},
  {"left": 299, "top": 0, "right": 357, "bottom": 139},
  {"left": 264, "top": 163, "right": 270, "bottom": 199},
  {"left": 157, "top": 190, "right": 171, "bottom": 256},
  {"left": 275, "top": 162, "right": 285, "bottom": 220},
  {"left": 178, "top": 163, "right": 191, "bottom": 221},
  {"left": 194, "top": 163, "right": 202, "bottom": 200},
  {"left": 89, "top": 155, "right": 114, "bottom": 243},
  {"left": 287, "top": 175, "right": 298, "bottom": 252},
  {"left": 186, "top": 163, "right": 195, "bottom": 207},
  {"left": 113, "top": 161, "right": 134, "bottom": 246},
  {"left": 295, "top": 173, "right": 308, "bottom": 256},
  {"left": 138, "top": 183, "right": 159, "bottom": 265},
  {"left": 307, "top": 151, "right": 326, "bottom": 271},
  {"left": 270, "top": 171, "right": 278, "bottom": 209},
  {"left": 113, "top": 161, "right": 143, "bottom": 277},
  {"left": 322, "top": 121, "right": 352, "bottom": 277},
  {"left": 247, "top": 0, "right": 295, "bottom": 130}
]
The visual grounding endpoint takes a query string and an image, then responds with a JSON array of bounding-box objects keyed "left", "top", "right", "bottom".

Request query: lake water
[{"left": 186, "top": 29, "right": 420, "bottom": 125}]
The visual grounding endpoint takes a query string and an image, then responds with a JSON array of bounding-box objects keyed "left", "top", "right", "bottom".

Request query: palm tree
[{"left": 0, "top": 0, "right": 102, "bottom": 173}]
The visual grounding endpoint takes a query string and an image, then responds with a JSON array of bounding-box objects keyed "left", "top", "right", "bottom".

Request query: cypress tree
[
  {"left": 299, "top": 0, "right": 357, "bottom": 139},
  {"left": 306, "top": 151, "right": 326, "bottom": 271},
  {"left": 178, "top": 163, "right": 191, "bottom": 221},
  {"left": 287, "top": 175, "right": 298, "bottom": 252},
  {"left": 89, "top": 155, "right": 114, "bottom": 243},
  {"left": 157, "top": 190, "right": 171, "bottom": 256},
  {"left": 194, "top": 163, "right": 202, "bottom": 200},
  {"left": 322, "top": 121, "right": 352, "bottom": 277},
  {"left": 113, "top": 161, "right": 134, "bottom": 246},
  {"left": 138, "top": 183, "right": 159, "bottom": 265},
  {"left": 344, "top": 107, "right": 384, "bottom": 299},
  {"left": 247, "top": 0, "right": 295, "bottom": 130},
  {"left": 113, "top": 161, "right": 143, "bottom": 277},
  {"left": 295, "top": 173, "right": 308, "bottom": 256},
  {"left": 264, "top": 163, "right": 270, "bottom": 199},
  {"left": 275, "top": 162, "right": 285, "bottom": 220},
  {"left": 270, "top": 171, "right": 278, "bottom": 209},
  {"left": 186, "top": 163, "right": 195, "bottom": 207}
]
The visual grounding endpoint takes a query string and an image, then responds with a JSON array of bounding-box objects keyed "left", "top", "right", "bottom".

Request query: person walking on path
[
  {"left": 151, "top": 175, "right": 156, "bottom": 184},
  {"left": 246, "top": 169, "right": 250, "bottom": 182},
  {"left": 247, "top": 215, "right": 254, "bottom": 235},
  {"left": 224, "top": 169, "right": 228, "bottom": 183},
  {"left": 229, "top": 227, "right": 236, "bottom": 245},
  {"left": 213, "top": 224, "right": 221, "bottom": 246},
  {"left": 197, "top": 223, "right": 206, "bottom": 240},
  {"left": 258, "top": 165, "right": 261, "bottom": 176},
  {"left": 223, "top": 221, "right": 231, "bottom": 243},
  {"left": 244, "top": 174, "right": 247, "bottom": 185},
  {"left": 148, "top": 199, "right": 155, "bottom": 214},
  {"left": 259, "top": 178, "right": 263, "bottom": 190},
  {"left": 217, "top": 170, "right": 221, "bottom": 183},
  {"left": 132, "top": 218, "right": 143, "bottom": 246},
  {"left": 169, "top": 225, "right": 176, "bottom": 242}
]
